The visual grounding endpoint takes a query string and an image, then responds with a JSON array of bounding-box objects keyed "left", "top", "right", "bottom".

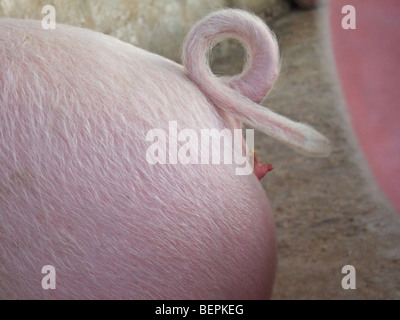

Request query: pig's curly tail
[{"left": 182, "top": 9, "right": 331, "bottom": 157}]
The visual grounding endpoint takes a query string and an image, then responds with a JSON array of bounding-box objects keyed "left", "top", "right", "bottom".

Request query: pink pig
[
  {"left": 330, "top": 0, "right": 400, "bottom": 214},
  {"left": 0, "top": 9, "right": 330, "bottom": 299}
]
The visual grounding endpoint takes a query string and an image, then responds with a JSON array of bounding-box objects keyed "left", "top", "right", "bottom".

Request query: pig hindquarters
[
  {"left": 0, "top": 13, "right": 277, "bottom": 299},
  {"left": 0, "top": 9, "right": 330, "bottom": 299}
]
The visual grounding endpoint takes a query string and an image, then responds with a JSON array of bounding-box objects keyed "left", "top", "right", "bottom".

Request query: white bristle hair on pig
[{"left": 0, "top": 9, "right": 330, "bottom": 299}]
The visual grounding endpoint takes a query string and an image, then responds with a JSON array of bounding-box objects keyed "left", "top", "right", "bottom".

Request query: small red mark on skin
[{"left": 253, "top": 153, "right": 273, "bottom": 180}]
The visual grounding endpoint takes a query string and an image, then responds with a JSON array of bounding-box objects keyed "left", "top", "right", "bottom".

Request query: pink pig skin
[
  {"left": 330, "top": 0, "right": 400, "bottom": 213},
  {"left": 293, "top": 0, "right": 319, "bottom": 9},
  {"left": 0, "top": 12, "right": 278, "bottom": 299}
]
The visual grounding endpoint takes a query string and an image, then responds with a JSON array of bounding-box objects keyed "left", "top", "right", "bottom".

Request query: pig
[
  {"left": 0, "top": 9, "right": 330, "bottom": 299},
  {"left": 329, "top": 0, "right": 400, "bottom": 213}
]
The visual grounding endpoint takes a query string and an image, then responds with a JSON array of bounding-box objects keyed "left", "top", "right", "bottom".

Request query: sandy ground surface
[{"left": 213, "top": 7, "right": 400, "bottom": 299}]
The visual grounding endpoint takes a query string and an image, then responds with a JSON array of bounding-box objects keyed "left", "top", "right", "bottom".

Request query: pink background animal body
[{"left": 330, "top": 0, "right": 400, "bottom": 213}]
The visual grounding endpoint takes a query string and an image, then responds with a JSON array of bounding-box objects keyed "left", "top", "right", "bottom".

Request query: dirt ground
[{"left": 214, "top": 7, "right": 400, "bottom": 299}]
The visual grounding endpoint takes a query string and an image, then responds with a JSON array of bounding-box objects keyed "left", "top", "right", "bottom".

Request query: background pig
[
  {"left": 0, "top": 9, "right": 330, "bottom": 299},
  {"left": 329, "top": 0, "right": 400, "bottom": 214}
]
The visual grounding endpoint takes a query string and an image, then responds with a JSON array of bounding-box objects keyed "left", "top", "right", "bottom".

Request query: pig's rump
[{"left": 0, "top": 18, "right": 276, "bottom": 299}]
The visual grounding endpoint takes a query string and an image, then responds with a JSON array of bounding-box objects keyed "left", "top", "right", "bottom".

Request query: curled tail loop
[{"left": 182, "top": 9, "right": 331, "bottom": 157}]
